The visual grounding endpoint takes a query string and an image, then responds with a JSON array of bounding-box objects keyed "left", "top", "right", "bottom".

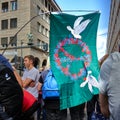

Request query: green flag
[{"left": 50, "top": 12, "right": 100, "bottom": 110}]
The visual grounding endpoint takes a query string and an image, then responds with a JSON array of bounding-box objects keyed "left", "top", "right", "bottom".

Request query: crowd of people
[{"left": 0, "top": 51, "right": 120, "bottom": 120}]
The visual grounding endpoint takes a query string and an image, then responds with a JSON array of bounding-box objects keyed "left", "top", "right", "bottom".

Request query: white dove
[
  {"left": 67, "top": 17, "right": 91, "bottom": 39},
  {"left": 80, "top": 71, "right": 99, "bottom": 93}
]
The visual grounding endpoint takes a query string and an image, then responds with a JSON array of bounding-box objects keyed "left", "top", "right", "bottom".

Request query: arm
[
  {"left": 12, "top": 66, "right": 35, "bottom": 88},
  {"left": 37, "top": 75, "right": 43, "bottom": 91},
  {"left": 12, "top": 66, "right": 23, "bottom": 87},
  {"left": 22, "top": 78, "right": 34, "bottom": 88},
  {"left": 37, "top": 82, "right": 42, "bottom": 91},
  {"left": 99, "top": 93, "right": 110, "bottom": 118}
]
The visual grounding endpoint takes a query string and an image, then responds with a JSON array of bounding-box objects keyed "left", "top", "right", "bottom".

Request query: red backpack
[{"left": 22, "top": 90, "right": 40, "bottom": 120}]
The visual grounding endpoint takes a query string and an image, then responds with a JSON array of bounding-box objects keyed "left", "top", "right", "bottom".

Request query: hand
[{"left": 29, "top": 81, "right": 35, "bottom": 87}]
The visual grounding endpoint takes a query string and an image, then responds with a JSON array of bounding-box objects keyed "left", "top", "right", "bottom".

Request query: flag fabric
[{"left": 50, "top": 12, "right": 100, "bottom": 110}]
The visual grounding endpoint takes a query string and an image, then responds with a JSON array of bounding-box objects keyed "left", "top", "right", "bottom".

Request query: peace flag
[{"left": 50, "top": 12, "right": 100, "bottom": 110}]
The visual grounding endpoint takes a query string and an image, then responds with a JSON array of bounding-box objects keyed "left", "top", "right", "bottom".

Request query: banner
[{"left": 50, "top": 12, "right": 100, "bottom": 109}]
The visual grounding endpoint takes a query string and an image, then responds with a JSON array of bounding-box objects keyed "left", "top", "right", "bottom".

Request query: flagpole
[{"left": 59, "top": 10, "right": 99, "bottom": 13}]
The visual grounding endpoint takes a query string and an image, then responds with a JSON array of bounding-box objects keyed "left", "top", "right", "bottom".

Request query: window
[
  {"left": 10, "top": 18, "right": 17, "bottom": 28},
  {"left": 48, "top": 4, "right": 51, "bottom": 11},
  {"left": 46, "top": 29, "right": 49, "bottom": 37},
  {"left": 42, "top": 26, "right": 45, "bottom": 35},
  {"left": 45, "top": 28, "right": 47, "bottom": 36},
  {"left": 1, "top": 37, "right": 8, "bottom": 47},
  {"left": 10, "top": 36, "right": 17, "bottom": 46},
  {"left": 37, "top": 5, "right": 40, "bottom": 15},
  {"left": 37, "top": 22, "right": 41, "bottom": 32},
  {"left": 45, "top": 0, "right": 48, "bottom": 8},
  {"left": 41, "top": 25, "right": 44, "bottom": 34},
  {"left": 2, "top": 2, "right": 8, "bottom": 12},
  {"left": 43, "top": 42, "right": 48, "bottom": 51},
  {"left": 37, "top": 39, "right": 41, "bottom": 47},
  {"left": 11, "top": 0, "right": 17, "bottom": 11},
  {"left": 45, "top": 14, "right": 49, "bottom": 23},
  {"left": 1, "top": 19, "right": 8, "bottom": 30},
  {"left": 41, "top": 10, "right": 45, "bottom": 19}
]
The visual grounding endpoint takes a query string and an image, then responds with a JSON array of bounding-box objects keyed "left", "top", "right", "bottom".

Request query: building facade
[
  {"left": 107, "top": 0, "right": 120, "bottom": 53},
  {"left": 0, "top": 0, "right": 61, "bottom": 68}
]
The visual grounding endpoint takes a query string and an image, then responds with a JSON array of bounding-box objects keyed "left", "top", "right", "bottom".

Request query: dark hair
[
  {"left": 99, "top": 54, "right": 109, "bottom": 67},
  {"left": 24, "top": 55, "right": 35, "bottom": 64}
]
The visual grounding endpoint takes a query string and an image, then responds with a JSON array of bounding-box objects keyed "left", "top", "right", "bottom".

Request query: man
[
  {"left": 22, "top": 55, "right": 40, "bottom": 120},
  {"left": 22, "top": 55, "right": 40, "bottom": 99},
  {"left": 99, "top": 52, "right": 120, "bottom": 120}
]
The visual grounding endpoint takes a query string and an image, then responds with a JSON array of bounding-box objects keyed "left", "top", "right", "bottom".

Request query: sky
[{"left": 55, "top": 0, "right": 111, "bottom": 59}]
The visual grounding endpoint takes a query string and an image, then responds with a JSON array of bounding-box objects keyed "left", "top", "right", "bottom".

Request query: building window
[
  {"left": 37, "top": 39, "right": 41, "bottom": 47},
  {"left": 1, "top": 37, "right": 8, "bottom": 47},
  {"left": 2, "top": 2, "right": 8, "bottom": 12},
  {"left": 1, "top": 19, "right": 8, "bottom": 30},
  {"left": 51, "top": 7, "right": 54, "bottom": 12},
  {"left": 45, "top": 28, "right": 47, "bottom": 36},
  {"left": 45, "top": 0, "right": 48, "bottom": 8},
  {"left": 41, "top": 10, "right": 45, "bottom": 19},
  {"left": 41, "top": 42, "right": 48, "bottom": 51},
  {"left": 41, "top": 25, "right": 44, "bottom": 34},
  {"left": 11, "top": 0, "right": 17, "bottom": 11},
  {"left": 46, "top": 29, "right": 49, "bottom": 37},
  {"left": 37, "top": 5, "right": 41, "bottom": 15},
  {"left": 37, "top": 22, "right": 41, "bottom": 32},
  {"left": 48, "top": 4, "right": 51, "bottom": 11},
  {"left": 10, "top": 18, "right": 17, "bottom": 28},
  {"left": 10, "top": 36, "right": 17, "bottom": 46},
  {"left": 41, "top": 26, "right": 45, "bottom": 35}
]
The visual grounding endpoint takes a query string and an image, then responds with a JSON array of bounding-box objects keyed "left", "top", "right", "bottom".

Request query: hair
[
  {"left": 99, "top": 54, "right": 109, "bottom": 67},
  {"left": 24, "top": 55, "right": 35, "bottom": 64}
]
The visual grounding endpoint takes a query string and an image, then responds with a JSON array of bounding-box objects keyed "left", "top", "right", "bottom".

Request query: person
[
  {"left": 22, "top": 55, "right": 40, "bottom": 98},
  {"left": 86, "top": 54, "right": 109, "bottom": 120},
  {"left": 69, "top": 103, "right": 85, "bottom": 120},
  {"left": 38, "top": 68, "right": 67, "bottom": 120},
  {"left": 99, "top": 52, "right": 120, "bottom": 120},
  {"left": 12, "top": 65, "right": 40, "bottom": 120},
  {"left": 22, "top": 55, "right": 40, "bottom": 120},
  {"left": 0, "top": 54, "right": 23, "bottom": 120}
]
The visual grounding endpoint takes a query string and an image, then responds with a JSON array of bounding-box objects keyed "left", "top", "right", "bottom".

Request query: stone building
[
  {"left": 0, "top": 0, "right": 61, "bottom": 69},
  {"left": 107, "top": 0, "right": 120, "bottom": 53}
]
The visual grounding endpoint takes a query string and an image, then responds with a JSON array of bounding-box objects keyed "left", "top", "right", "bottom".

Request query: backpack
[
  {"left": 21, "top": 90, "right": 40, "bottom": 120},
  {"left": 0, "top": 61, "right": 23, "bottom": 120},
  {"left": 42, "top": 69, "right": 59, "bottom": 99}
]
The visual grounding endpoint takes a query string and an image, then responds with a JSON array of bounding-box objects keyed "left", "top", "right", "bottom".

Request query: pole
[{"left": 20, "top": 40, "right": 23, "bottom": 76}]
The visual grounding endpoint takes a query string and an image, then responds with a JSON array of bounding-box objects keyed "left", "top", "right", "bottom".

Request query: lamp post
[{"left": 20, "top": 40, "right": 23, "bottom": 76}]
